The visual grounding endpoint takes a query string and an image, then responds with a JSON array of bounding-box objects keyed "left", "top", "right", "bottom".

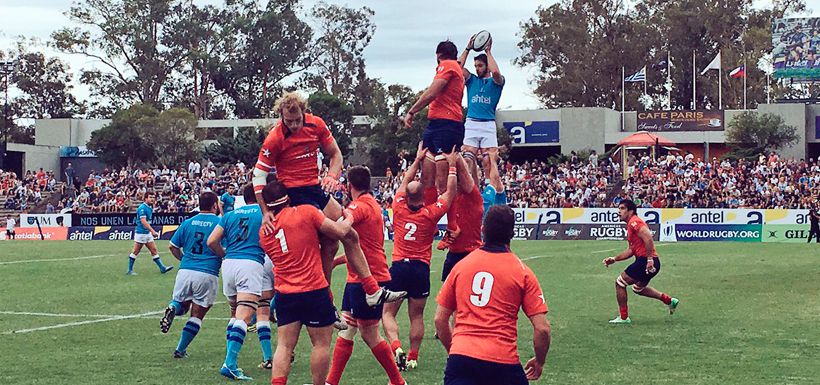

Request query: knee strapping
[
  {"left": 237, "top": 300, "right": 258, "bottom": 310},
  {"left": 434, "top": 154, "right": 446, "bottom": 162},
  {"left": 616, "top": 276, "right": 629, "bottom": 288},
  {"left": 338, "top": 325, "right": 358, "bottom": 340},
  {"left": 258, "top": 298, "right": 271, "bottom": 308}
]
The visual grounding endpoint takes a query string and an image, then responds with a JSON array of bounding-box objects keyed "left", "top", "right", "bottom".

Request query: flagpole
[
  {"left": 622, "top": 66, "right": 625, "bottom": 131},
  {"left": 718, "top": 50, "right": 722, "bottom": 109},
  {"left": 743, "top": 57, "right": 747, "bottom": 110},
  {"left": 692, "top": 51, "right": 696, "bottom": 109},
  {"left": 668, "top": 50, "right": 672, "bottom": 109},
  {"left": 767, "top": 73, "right": 771, "bottom": 104}
]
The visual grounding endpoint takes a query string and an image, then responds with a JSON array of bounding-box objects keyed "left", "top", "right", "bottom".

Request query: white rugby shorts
[
  {"left": 172, "top": 269, "right": 219, "bottom": 307},
  {"left": 463, "top": 118, "right": 498, "bottom": 149},
  {"left": 134, "top": 233, "right": 155, "bottom": 244},
  {"left": 222, "top": 258, "right": 264, "bottom": 297},
  {"left": 262, "top": 255, "right": 274, "bottom": 292}
]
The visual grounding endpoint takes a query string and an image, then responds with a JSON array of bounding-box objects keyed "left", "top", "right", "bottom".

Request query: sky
[{"left": 1, "top": 0, "right": 819, "bottom": 112}]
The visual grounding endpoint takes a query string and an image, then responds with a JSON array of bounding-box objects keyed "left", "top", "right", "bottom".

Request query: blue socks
[
  {"left": 176, "top": 317, "right": 201, "bottom": 353},
  {"left": 257, "top": 321, "right": 272, "bottom": 361},
  {"left": 225, "top": 319, "right": 247, "bottom": 370},
  {"left": 152, "top": 255, "right": 167, "bottom": 271},
  {"left": 127, "top": 254, "right": 136, "bottom": 272},
  {"left": 169, "top": 300, "right": 184, "bottom": 316}
]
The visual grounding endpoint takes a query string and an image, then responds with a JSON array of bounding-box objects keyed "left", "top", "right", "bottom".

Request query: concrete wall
[{"left": 8, "top": 143, "right": 61, "bottom": 173}]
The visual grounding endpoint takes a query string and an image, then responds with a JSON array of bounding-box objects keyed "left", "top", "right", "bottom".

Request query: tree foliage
[
  {"left": 87, "top": 104, "right": 160, "bottom": 168},
  {"left": 308, "top": 92, "right": 353, "bottom": 158},
  {"left": 204, "top": 126, "right": 266, "bottom": 168},
  {"left": 725, "top": 111, "right": 799, "bottom": 159}
]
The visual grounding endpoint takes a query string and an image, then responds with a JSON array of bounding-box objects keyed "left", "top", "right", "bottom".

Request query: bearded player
[
  {"left": 325, "top": 165, "right": 407, "bottom": 385},
  {"left": 383, "top": 144, "right": 458, "bottom": 371},
  {"left": 603, "top": 199, "right": 679, "bottom": 324},
  {"left": 253, "top": 92, "right": 403, "bottom": 307}
]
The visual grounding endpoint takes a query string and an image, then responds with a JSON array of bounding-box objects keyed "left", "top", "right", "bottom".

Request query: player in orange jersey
[
  {"left": 603, "top": 199, "right": 679, "bottom": 324},
  {"left": 382, "top": 143, "right": 459, "bottom": 371},
  {"left": 325, "top": 166, "right": 406, "bottom": 385},
  {"left": 441, "top": 152, "right": 484, "bottom": 282},
  {"left": 252, "top": 92, "right": 403, "bottom": 313},
  {"left": 435, "top": 205, "right": 552, "bottom": 385}
]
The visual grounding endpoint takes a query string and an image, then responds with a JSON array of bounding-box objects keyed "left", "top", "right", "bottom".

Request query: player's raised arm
[
  {"left": 403, "top": 79, "right": 449, "bottom": 128},
  {"left": 253, "top": 129, "right": 278, "bottom": 219},
  {"left": 458, "top": 35, "right": 475, "bottom": 79},
  {"left": 206, "top": 225, "right": 226, "bottom": 258},
  {"left": 440, "top": 149, "right": 460, "bottom": 206},
  {"left": 319, "top": 136, "right": 343, "bottom": 193},
  {"left": 484, "top": 37, "right": 503, "bottom": 86},
  {"left": 318, "top": 217, "right": 353, "bottom": 241},
  {"left": 454, "top": 152, "right": 476, "bottom": 192},
  {"left": 397, "top": 143, "right": 426, "bottom": 194}
]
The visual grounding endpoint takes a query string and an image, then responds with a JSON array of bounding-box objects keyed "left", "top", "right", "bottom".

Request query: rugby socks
[
  {"left": 407, "top": 349, "right": 419, "bottom": 362},
  {"left": 225, "top": 319, "right": 247, "bottom": 370},
  {"left": 362, "top": 276, "right": 380, "bottom": 296},
  {"left": 619, "top": 305, "right": 629, "bottom": 320},
  {"left": 390, "top": 340, "right": 402, "bottom": 354},
  {"left": 423, "top": 187, "right": 437, "bottom": 206},
  {"left": 176, "top": 317, "right": 201, "bottom": 353},
  {"left": 659, "top": 293, "right": 673, "bottom": 305},
  {"left": 169, "top": 300, "right": 184, "bottom": 316},
  {"left": 326, "top": 337, "right": 354, "bottom": 385},
  {"left": 372, "top": 340, "right": 405, "bottom": 385},
  {"left": 127, "top": 254, "right": 136, "bottom": 272},
  {"left": 152, "top": 255, "right": 168, "bottom": 271},
  {"left": 226, "top": 318, "right": 236, "bottom": 353},
  {"left": 271, "top": 377, "right": 287, "bottom": 385},
  {"left": 257, "top": 321, "right": 273, "bottom": 361}
]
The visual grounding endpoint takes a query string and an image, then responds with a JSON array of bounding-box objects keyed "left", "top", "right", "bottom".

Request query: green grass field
[{"left": 1, "top": 240, "right": 819, "bottom": 385}]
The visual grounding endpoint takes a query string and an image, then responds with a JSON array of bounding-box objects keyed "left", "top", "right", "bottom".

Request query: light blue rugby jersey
[
  {"left": 219, "top": 203, "right": 264, "bottom": 264},
  {"left": 465, "top": 73, "right": 504, "bottom": 121},
  {"left": 170, "top": 213, "right": 222, "bottom": 276},
  {"left": 135, "top": 202, "right": 152, "bottom": 234},
  {"left": 221, "top": 193, "right": 235, "bottom": 213}
]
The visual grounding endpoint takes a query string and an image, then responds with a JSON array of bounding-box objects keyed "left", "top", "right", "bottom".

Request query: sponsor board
[
  {"left": 521, "top": 224, "right": 659, "bottom": 241},
  {"left": 67, "top": 226, "right": 181, "bottom": 241},
  {"left": 637, "top": 110, "right": 724, "bottom": 131},
  {"left": 1, "top": 227, "right": 68, "bottom": 241},
  {"left": 762, "top": 224, "right": 816, "bottom": 243},
  {"left": 20, "top": 214, "right": 72, "bottom": 228},
  {"left": 72, "top": 213, "right": 193, "bottom": 227},
  {"left": 502, "top": 121, "right": 560, "bottom": 145},
  {"left": 665, "top": 224, "right": 762, "bottom": 242}
]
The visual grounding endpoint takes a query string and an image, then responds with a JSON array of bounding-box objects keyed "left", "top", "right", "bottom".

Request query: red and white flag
[{"left": 729, "top": 65, "right": 745, "bottom": 78}]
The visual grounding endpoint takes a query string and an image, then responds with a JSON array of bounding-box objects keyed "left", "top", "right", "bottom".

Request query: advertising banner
[
  {"left": 762, "top": 224, "right": 815, "bottom": 243},
  {"left": 637, "top": 110, "right": 724, "bottom": 131},
  {"left": 503, "top": 121, "right": 560, "bottom": 145},
  {"left": 67, "top": 226, "right": 181, "bottom": 241},
  {"left": 1, "top": 227, "right": 68, "bottom": 241},
  {"left": 59, "top": 146, "right": 97, "bottom": 158},
  {"left": 772, "top": 17, "right": 820, "bottom": 79},
  {"left": 20, "top": 213, "right": 72, "bottom": 228},
  {"left": 665, "top": 224, "right": 762, "bottom": 242},
  {"left": 72, "top": 213, "right": 194, "bottom": 227},
  {"left": 516, "top": 224, "right": 659, "bottom": 241}
]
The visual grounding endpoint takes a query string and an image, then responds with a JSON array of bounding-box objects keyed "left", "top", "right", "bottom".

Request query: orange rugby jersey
[
  {"left": 345, "top": 194, "right": 391, "bottom": 283},
  {"left": 259, "top": 205, "right": 328, "bottom": 294},
  {"left": 627, "top": 215, "right": 657, "bottom": 258},
  {"left": 428, "top": 59, "right": 465, "bottom": 122},
  {"left": 391, "top": 191, "right": 449, "bottom": 265},
  {"left": 449, "top": 185, "right": 484, "bottom": 253}
]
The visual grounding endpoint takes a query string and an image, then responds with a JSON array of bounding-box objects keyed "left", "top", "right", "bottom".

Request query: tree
[
  {"left": 364, "top": 84, "right": 426, "bottom": 175},
  {"left": 52, "top": 0, "right": 189, "bottom": 111},
  {"left": 152, "top": 108, "right": 200, "bottom": 167},
  {"left": 308, "top": 92, "right": 353, "bottom": 158},
  {"left": 204, "top": 126, "right": 266, "bottom": 168},
  {"left": 725, "top": 111, "right": 799, "bottom": 159},
  {"left": 302, "top": 2, "right": 376, "bottom": 101},
  {"left": 86, "top": 104, "right": 160, "bottom": 168}
]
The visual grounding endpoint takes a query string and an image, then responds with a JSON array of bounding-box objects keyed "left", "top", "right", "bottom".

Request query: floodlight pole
[{"left": 0, "top": 60, "right": 15, "bottom": 170}]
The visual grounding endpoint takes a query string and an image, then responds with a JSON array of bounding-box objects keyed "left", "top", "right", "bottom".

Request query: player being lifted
[
  {"left": 259, "top": 180, "right": 375, "bottom": 385},
  {"left": 253, "top": 92, "right": 404, "bottom": 307},
  {"left": 126, "top": 192, "right": 174, "bottom": 275},
  {"left": 383, "top": 144, "right": 458, "bottom": 371},
  {"left": 206, "top": 184, "right": 271, "bottom": 380},
  {"left": 435, "top": 205, "right": 551, "bottom": 385},
  {"left": 325, "top": 166, "right": 407, "bottom": 385},
  {"left": 603, "top": 199, "right": 679, "bottom": 324},
  {"left": 160, "top": 192, "right": 221, "bottom": 358}
]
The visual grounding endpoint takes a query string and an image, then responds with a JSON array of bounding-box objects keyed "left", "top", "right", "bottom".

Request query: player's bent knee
[{"left": 616, "top": 276, "right": 629, "bottom": 288}]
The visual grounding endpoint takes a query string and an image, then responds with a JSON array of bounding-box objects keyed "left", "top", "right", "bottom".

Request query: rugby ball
[{"left": 472, "top": 30, "right": 491, "bottom": 52}]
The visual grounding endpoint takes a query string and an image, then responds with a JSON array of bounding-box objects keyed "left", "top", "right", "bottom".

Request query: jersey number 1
[
  {"left": 275, "top": 229, "right": 289, "bottom": 253},
  {"left": 470, "top": 272, "right": 495, "bottom": 307}
]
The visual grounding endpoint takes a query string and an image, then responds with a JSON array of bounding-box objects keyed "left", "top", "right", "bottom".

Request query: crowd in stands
[{"left": 2, "top": 151, "right": 818, "bottom": 214}]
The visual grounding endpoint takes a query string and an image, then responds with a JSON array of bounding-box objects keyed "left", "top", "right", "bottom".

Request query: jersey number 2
[
  {"left": 404, "top": 223, "right": 417, "bottom": 241},
  {"left": 275, "top": 229, "right": 289, "bottom": 253},
  {"left": 470, "top": 272, "right": 495, "bottom": 307}
]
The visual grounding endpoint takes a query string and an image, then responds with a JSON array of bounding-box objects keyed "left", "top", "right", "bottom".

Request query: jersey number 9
[{"left": 470, "top": 272, "right": 495, "bottom": 307}]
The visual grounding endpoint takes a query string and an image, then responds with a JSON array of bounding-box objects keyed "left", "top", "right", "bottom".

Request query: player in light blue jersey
[
  {"left": 160, "top": 192, "right": 221, "bottom": 358},
  {"left": 127, "top": 192, "right": 173, "bottom": 275},
  {"left": 221, "top": 184, "right": 236, "bottom": 214},
  {"left": 207, "top": 184, "right": 272, "bottom": 380}
]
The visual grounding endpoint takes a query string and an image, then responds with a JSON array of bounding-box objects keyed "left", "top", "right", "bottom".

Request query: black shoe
[
  {"left": 160, "top": 306, "right": 175, "bottom": 334},
  {"left": 173, "top": 350, "right": 188, "bottom": 358}
]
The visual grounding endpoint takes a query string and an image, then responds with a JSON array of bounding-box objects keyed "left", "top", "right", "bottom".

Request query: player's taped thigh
[
  {"left": 616, "top": 275, "right": 629, "bottom": 288},
  {"left": 258, "top": 298, "right": 271, "bottom": 308},
  {"left": 425, "top": 152, "right": 436, "bottom": 163},
  {"left": 462, "top": 150, "right": 478, "bottom": 164},
  {"left": 435, "top": 154, "right": 446, "bottom": 162},
  {"left": 237, "top": 300, "right": 258, "bottom": 311},
  {"left": 632, "top": 284, "right": 646, "bottom": 293}
]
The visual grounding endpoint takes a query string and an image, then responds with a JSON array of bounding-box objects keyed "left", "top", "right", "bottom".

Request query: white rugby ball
[{"left": 472, "top": 30, "right": 491, "bottom": 52}]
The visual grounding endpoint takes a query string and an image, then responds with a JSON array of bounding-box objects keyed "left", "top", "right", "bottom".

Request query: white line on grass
[
  {"left": 2, "top": 311, "right": 163, "bottom": 335},
  {"left": 0, "top": 311, "right": 122, "bottom": 318},
  {"left": 0, "top": 253, "right": 119, "bottom": 265}
]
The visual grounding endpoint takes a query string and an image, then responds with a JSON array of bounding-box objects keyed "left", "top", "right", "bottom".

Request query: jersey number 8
[{"left": 470, "top": 272, "right": 495, "bottom": 307}]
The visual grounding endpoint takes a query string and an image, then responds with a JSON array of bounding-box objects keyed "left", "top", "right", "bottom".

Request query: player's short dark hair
[
  {"left": 145, "top": 191, "right": 155, "bottom": 197},
  {"left": 347, "top": 166, "right": 371, "bottom": 192},
  {"left": 199, "top": 191, "right": 218, "bottom": 211},
  {"left": 262, "top": 180, "right": 288, "bottom": 213},
  {"left": 436, "top": 41, "right": 458, "bottom": 60},
  {"left": 620, "top": 199, "right": 637, "bottom": 214},
  {"left": 474, "top": 54, "right": 488, "bottom": 65},
  {"left": 483, "top": 205, "right": 515, "bottom": 246},
  {"left": 242, "top": 183, "right": 256, "bottom": 204}
]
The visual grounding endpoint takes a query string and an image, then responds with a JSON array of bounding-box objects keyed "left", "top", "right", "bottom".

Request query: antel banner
[
  {"left": 762, "top": 224, "right": 816, "bottom": 243},
  {"left": 72, "top": 213, "right": 194, "bottom": 227},
  {"left": 637, "top": 110, "right": 725, "bottom": 131},
  {"left": 67, "top": 226, "right": 181, "bottom": 241},
  {"left": 509, "top": 208, "right": 810, "bottom": 226},
  {"left": 20, "top": 214, "right": 72, "bottom": 228}
]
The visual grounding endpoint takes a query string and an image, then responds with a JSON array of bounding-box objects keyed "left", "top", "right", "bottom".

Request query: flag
[
  {"left": 700, "top": 52, "right": 721, "bottom": 75},
  {"left": 729, "top": 65, "right": 745, "bottom": 78},
  {"left": 625, "top": 66, "right": 646, "bottom": 82}
]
